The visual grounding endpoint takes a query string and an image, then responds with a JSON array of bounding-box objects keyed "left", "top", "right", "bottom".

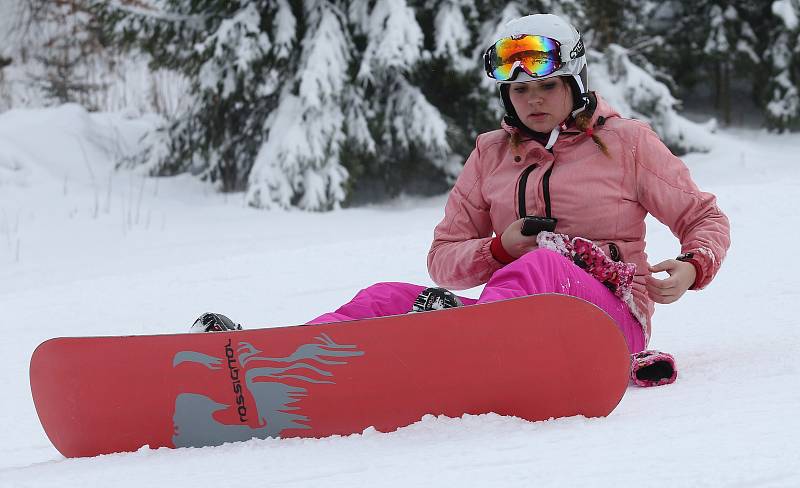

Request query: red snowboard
[{"left": 30, "top": 294, "right": 631, "bottom": 458}]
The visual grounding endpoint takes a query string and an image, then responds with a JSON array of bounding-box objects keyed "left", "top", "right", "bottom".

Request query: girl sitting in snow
[{"left": 194, "top": 14, "right": 730, "bottom": 386}]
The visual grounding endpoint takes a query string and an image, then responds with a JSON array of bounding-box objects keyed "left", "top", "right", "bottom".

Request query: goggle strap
[{"left": 569, "top": 35, "right": 586, "bottom": 61}]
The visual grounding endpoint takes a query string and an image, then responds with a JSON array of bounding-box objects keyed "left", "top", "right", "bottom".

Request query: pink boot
[{"left": 630, "top": 350, "right": 677, "bottom": 387}]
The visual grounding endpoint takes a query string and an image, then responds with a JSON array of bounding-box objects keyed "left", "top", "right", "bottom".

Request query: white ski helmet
[{"left": 485, "top": 13, "right": 588, "bottom": 95}]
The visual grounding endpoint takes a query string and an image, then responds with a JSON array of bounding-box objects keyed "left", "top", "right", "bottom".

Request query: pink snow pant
[{"left": 307, "top": 249, "right": 646, "bottom": 354}]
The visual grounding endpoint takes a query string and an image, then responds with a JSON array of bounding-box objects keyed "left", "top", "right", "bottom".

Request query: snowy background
[
  {"left": 1, "top": 105, "right": 800, "bottom": 486},
  {"left": 3, "top": 0, "right": 799, "bottom": 209}
]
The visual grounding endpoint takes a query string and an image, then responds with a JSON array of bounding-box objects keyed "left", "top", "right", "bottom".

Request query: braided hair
[{"left": 575, "top": 106, "right": 609, "bottom": 157}]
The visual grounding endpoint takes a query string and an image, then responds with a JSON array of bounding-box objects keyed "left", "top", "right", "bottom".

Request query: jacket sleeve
[
  {"left": 427, "top": 141, "right": 504, "bottom": 290},
  {"left": 634, "top": 124, "right": 731, "bottom": 289}
]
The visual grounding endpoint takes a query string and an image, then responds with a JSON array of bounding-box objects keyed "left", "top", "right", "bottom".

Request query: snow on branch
[
  {"left": 592, "top": 44, "right": 715, "bottom": 154},
  {"left": 385, "top": 78, "right": 450, "bottom": 159},
  {"left": 197, "top": 4, "right": 271, "bottom": 99},
  {"left": 772, "top": 0, "right": 799, "bottom": 30},
  {"left": 433, "top": 0, "right": 473, "bottom": 71},
  {"left": 358, "top": 0, "right": 423, "bottom": 82},
  {"left": 246, "top": 2, "right": 353, "bottom": 211},
  {"left": 299, "top": 2, "right": 351, "bottom": 110},
  {"left": 272, "top": 0, "right": 296, "bottom": 59},
  {"left": 101, "top": 0, "right": 210, "bottom": 26},
  {"left": 246, "top": 89, "right": 348, "bottom": 211}
]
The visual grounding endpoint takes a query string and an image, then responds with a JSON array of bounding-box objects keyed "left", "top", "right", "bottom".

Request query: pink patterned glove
[
  {"left": 536, "top": 232, "right": 636, "bottom": 301},
  {"left": 571, "top": 237, "right": 636, "bottom": 300},
  {"left": 630, "top": 350, "right": 677, "bottom": 387}
]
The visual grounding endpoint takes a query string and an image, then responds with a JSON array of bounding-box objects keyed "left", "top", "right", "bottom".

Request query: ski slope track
[{"left": 0, "top": 107, "right": 798, "bottom": 487}]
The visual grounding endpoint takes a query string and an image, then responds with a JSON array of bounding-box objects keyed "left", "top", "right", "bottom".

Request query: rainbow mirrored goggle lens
[{"left": 484, "top": 35, "right": 563, "bottom": 81}]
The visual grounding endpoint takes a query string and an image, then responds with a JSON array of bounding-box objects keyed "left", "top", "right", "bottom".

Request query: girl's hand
[
  {"left": 646, "top": 260, "right": 697, "bottom": 304},
  {"left": 500, "top": 218, "right": 539, "bottom": 258}
]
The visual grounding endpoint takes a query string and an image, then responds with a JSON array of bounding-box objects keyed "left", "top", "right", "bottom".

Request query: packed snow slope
[{"left": 1, "top": 105, "right": 799, "bottom": 487}]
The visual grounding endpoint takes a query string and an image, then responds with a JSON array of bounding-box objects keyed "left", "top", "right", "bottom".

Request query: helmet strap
[
  {"left": 571, "top": 103, "right": 588, "bottom": 118},
  {"left": 572, "top": 91, "right": 597, "bottom": 119},
  {"left": 545, "top": 126, "right": 560, "bottom": 150},
  {"left": 572, "top": 74, "right": 585, "bottom": 95},
  {"left": 566, "top": 74, "right": 588, "bottom": 115}
]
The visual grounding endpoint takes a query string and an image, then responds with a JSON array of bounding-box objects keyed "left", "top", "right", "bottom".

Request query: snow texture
[
  {"left": 1, "top": 104, "right": 800, "bottom": 486},
  {"left": 773, "top": 0, "right": 800, "bottom": 30}
]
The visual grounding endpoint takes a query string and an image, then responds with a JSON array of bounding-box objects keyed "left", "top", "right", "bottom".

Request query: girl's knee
[
  {"left": 355, "top": 282, "right": 424, "bottom": 301},
  {"left": 516, "top": 248, "right": 571, "bottom": 268}
]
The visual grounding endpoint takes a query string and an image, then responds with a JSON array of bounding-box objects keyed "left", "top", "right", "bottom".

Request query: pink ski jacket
[{"left": 427, "top": 94, "right": 730, "bottom": 340}]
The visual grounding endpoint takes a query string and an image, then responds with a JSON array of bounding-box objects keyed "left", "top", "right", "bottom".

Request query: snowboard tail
[{"left": 30, "top": 294, "right": 631, "bottom": 458}]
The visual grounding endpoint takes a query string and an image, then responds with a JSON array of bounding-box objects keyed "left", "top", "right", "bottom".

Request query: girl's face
[{"left": 508, "top": 77, "right": 573, "bottom": 133}]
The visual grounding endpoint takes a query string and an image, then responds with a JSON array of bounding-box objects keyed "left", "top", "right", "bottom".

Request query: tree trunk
[
  {"left": 714, "top": 61, "right": 722, "bottom": 118},
  {"left": 721, "top": 60, "right": 731, "bottom": 126}
]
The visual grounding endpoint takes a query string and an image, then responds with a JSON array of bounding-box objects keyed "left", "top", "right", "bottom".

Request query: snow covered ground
[{"left": 1, "top": 105, "right": 799, "bottom": 487}]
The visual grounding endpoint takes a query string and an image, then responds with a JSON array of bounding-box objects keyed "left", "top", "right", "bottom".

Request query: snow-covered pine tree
[
  {"left": 1, "top": 1, "right": 107, "bottom": 110},
  {"left": 0, "top": 0, "right": 24, "bottom": 111},
  {"left": 94, "top": 0, "right": 290, "bottom": 192},
  {"left": 0, "top": 0, "right": 190, "bottom": 115},
  {"left": 96, "top": 0, "right": 462, "bottom": 209},
  {"left": 703, "top": 1, "right": 761, "bottom": 125},
  {"left": 406, "top": 0, "right": 494, "bottom": 175},
  {"left": 33, "top": 2, "right": 104, "bottom": 108},
  {"left": 650, "top": 1, "right": 763, "bottom": 126},
  {"left": 590, "top": 44, "right": 715, "bottom": 154},
  {"left": 248, "top": 0, "right": 459, "bottom": 209},
  {"left": 246, "top": 0, "right": 351, "bottom": 210},
  {"left": 579, "top": 0, "right": 677, "bottom": 91},
  {"left": 582, "top": 0, "right": 652, "bottom": 50},
  {"left": 346, "top": 0, "right": 455, "bottom": 200},
  {"left": 94, "top": 0, "right": 742, "bottom": 210},
  {"left": 764, "top": 0, "right": 800, "bottom": 131}
]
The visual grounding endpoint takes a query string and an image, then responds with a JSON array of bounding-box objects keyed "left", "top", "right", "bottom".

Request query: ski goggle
[{"left": 484, "top": 35, "right": 566, "bottom": 81}]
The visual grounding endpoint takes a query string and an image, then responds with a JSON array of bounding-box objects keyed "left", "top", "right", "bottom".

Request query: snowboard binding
[
  {"left": 411, "top": 287, "right": 463, "bottom": 312},
  {"left": 190, "top": 312, "right": 243, "bottom": 333}
]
